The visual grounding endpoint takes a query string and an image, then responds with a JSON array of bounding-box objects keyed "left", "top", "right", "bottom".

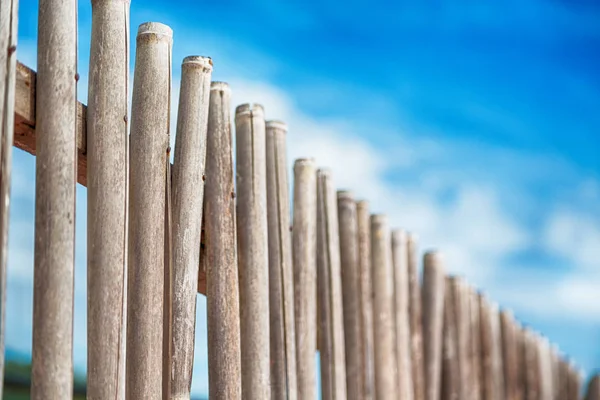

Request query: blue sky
[{"left": 6, "top": 0, "right": 600, "bottom": 396}]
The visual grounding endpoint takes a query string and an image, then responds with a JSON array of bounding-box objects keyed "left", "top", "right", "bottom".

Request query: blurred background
[{"left": 5, "top": 0, "right": 600, "bottom": 398}]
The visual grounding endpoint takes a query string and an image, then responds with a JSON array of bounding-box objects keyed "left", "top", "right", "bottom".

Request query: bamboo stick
[
  {"left": 442, "top": 276, "right": 460, "bottom": 400},
  {"left": 205, "top": 81, "right": 242, "bottom": 399},
  {"left": 266, "top": 120, "right": 297, "bottom": 400},
  {"left": 235, "top": 103, "right": 271, "bottom": 399},
  {"left": 0, "top": 0, "right": 19, "bottom": 395},
  {"left": 169, "top": 56, "right": 212, "bottom": 400},
  {"left": 371, "top": 214, "right": 397, "bottom": 400},
  {"left": 126, "top": 22, "right": 172, "bottom": 400},
  {"left": 408, "top": 233, "right": 425, "bottom": 400},
  {"left": 501, "top": 310, "right": 519, "bottom": 400},
  {"left": 338, "top": 191, "right": 362, "bottom": 400},
  {"left": 293, "top": 158, "right": 317, "bottom": 400},
  {"left": 31, "top": 0, "right": 77, "bottom": 397},
  {"left": 422, "top": 251, "right": 445, "bottom": 400},
  {"left": 316, "top": 170, "right": 347, "bottom": 400},
  {"left": 357, "top": 201, "right": 375, "bottom": 400},
  {"left": 391, "top": 230, "right": 413, "bottom": 400},
  {"left": 585, "top": 375, "right": 600, "bottom": 400}
]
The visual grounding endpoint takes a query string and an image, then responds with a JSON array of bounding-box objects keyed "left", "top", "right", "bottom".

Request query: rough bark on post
[
  {"left": 469, "top": 288, "right": 482, "bottom": 400},
  {"left": 391, "top": 230, "right": 413, "bottom": 400},
  {"left": 170, "top": 56, "right": 212, "bottom": 400},
  {"left": 292, "top": 158, "right": 317, "bottom": 400},
  {"left": 442, "top": 276, "right": 459, "bottom": 400},
  {"left": 0, "top": 0, "right": 19, "bottom": 395},
  {"left": 500, "top": 310, "right": 519, "bottom": 400},
  {"left": 585, "top": 375, "right": 600, "bottom": 400},
  {"left": 316, "top": 170, "right": 347, "bottom": 400},
  {"left": 357, "top": 201, "right": 375, "bottom": 400},
  {"left": 31, "top": 0, "right": 77, "bottom": 397},
  {"left": 407, "top": 233, "right": 425, "bottom": 400},
  {"left": 235, "top": 103, "right": 271, "bottom": 399},
  {"left": 453, "top": 278, "right": 470, "bottom": 399},
  {"left": 422, "top": 251, "right": 445, "bottom": 400},
  {"left": 86, "top": 1, "right": 130, "bottom": 399},
  {"left": 338, "top": 191, "right": 362, "bottom": 400},
  {"left": 126, "top": 22, "right": 172, "bottom": 400},
  {"left": 205, "top": 81, "right": 242, "bottom": 400},
  {"left": 266, "top": 121, "right": 297, "bottom": 400},
  {"left": 480, "top": 295, "right": 505, "bottom": 400},
  {"left": 371, "top": 214, "right": 397, "bottom": 400},
  {"left": 523, "top": 329, "right": 540, "bottom": 400}
]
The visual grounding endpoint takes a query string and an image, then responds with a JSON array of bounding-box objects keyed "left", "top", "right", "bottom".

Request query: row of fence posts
[{"left": 0, "top": 1, "right": 599, "bottom": 400}]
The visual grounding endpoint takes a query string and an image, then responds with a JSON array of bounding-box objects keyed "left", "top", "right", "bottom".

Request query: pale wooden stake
[
  {"left": 266, "top": 120, "right": 297, "bottom": 400},
  {"left": 585, "top": 375, "right": 600, "bottom": 400},
  {"left": 550, "top": 345, "right": 560, "bottom": 400},
  {"left": 391, "top": 230, "right": 413, "bottom": 400},
  {"left": 523, "top": 329, "right": 540, "bottom": 400},
  {"left": 338, "top": 191, "right": 362, "bottom": 400},
  {"left": 407, "top": 233, "right": 425, "bottom": 400},
  {"left": 292, "top": 158, "right": 317, "bottom": 400},
  {"left": 0, "top": 0, "right": 19, "bottom": 395},
  {"left": 567, "top": 363, "right": 583, "bottom": 400},
  {"left": 170, "top": 56, "right": 213, "bottom": 400},
  {"left": 539, "top": 337, "right": 554, "bottom": 400},
  {"left": 31, "top": 0, "right": 77, "bottom": 397},
  {"left": 454, "top": 278, "right": 470, "bottom": 399},
  {"left": 316, "top": 170, "right": 347, "bottom": 400},
  {"left": 500, "top": 310, "right": 519, "bottom": 400},
  {"left": 371, "top": 214, "right": 397, "bottom": 400},
  {"left": 516, "top": 321, "right": 527, "bottom": 400},
  {"left": 442, "top": 276, "right": 460, "bottom": 400},
  {"left": 235, "top": 103, "right": 271, "bottom": 399},
  {"left": 204, "top": 81, "right": 242, "bottom": 400},
  {"left": 480, "top": 295, "right": 505, "bottom": 400},
  {"left": 469, "top": 288, "right": 482, "bottom": 400},
  {"left": 126, "top": 22, "right": 172, "bottom": 400},
  {"left": 357, "top": 201, "right": 375, "bottom": 400},
  {"left": 422, "top": 250, "right": 445, "bottom": 400}
]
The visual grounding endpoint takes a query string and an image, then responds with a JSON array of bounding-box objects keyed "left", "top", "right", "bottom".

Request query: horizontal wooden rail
[{"left": 12, "top": 61, "right": 208, "bottom": 295}]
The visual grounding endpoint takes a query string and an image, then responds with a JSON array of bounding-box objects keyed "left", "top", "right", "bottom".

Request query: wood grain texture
[
  {"left": 469, "top": 288, "right": 482, "bottom": 400},
  {"left": 500, "top": 310, "right": 519, "bottom": 400},
  {"left": 31, "top": 0, "right": 77, "bottom": 398},
  {"left": 442, "top": 276, "right": 460, "bottom": 400},
  {"left": 523, "top": 329, "right": 540, "bottom": 400},
  {"left": 407, "top": 233, "right": 425, "bottom": 400}
]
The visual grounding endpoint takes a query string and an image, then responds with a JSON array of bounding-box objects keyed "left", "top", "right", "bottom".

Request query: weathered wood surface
[
  {"left": 441, "top": 276, "right": 459, "bottom": 400},
  {"left": 356, "top": 201, "right": 375, "bottom": 400},
  {"left": 31, "top": 0, "right": 78, "bottom": 398},
  {"left": 480, "top": 295, "right": 505, "bottom": 400},
  {"left": 338, "top": 191, "right": 362, "bottom": 400},
  {"left": 235, "top": 103, "right": 271, "bottom": 399},
  {"left": 292, "top": 158, "right": 317, "bottom": 400},
  {"left": 407, "top": 233, "right": 425, "bottom": 400},
  {"left": 205, "top": 81, "right": 242, "bottom": 400},
  {"left": 500, "top": 310, "right": 519, "bottom": 400},
  {"left": 169, "top": 56, "right": 212, "bottom": 400},
  {"left": 586, "top": 375, "right": 600, "bottom": 400},
  {"left": 266, "top": 121, "right": 297, "bottom": 400},
  {"left": 391, "top": 230, "right": 413, "bottom": 400},
  {"left": 523, "top": 329, "right": 540, "bottom": 400},
  {"left": 469, "top": 288, "right": 481, "bottom": 400}
]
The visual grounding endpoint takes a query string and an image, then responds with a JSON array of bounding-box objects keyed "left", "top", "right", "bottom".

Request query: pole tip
[
  {"left": 137, "top": 22, "right": 173, "bottom": 38},
  {"left": 424, "top": 250, "right": 444, "bottom": 271},
  {"left": 211, "top": 81, "right": 231, "bottom": 93},
  {"left": 266, "top": 120, "right": 288, "bottom": 131},
  {"left": 294, "top": 158, "right": 315, "bottom": 168},
  {"left": 337, "top": 190, "right": 354, "bottom": 201},
  {"left": 235, "top": 103, "right": 264, "bottom": 117},
  {"left": 183, "top": 56, "right": 213, "bottom": 70}
]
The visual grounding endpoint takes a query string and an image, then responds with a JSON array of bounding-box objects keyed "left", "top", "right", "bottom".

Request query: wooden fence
[{"left": 0, "top": 1, "right": 598, "bottom": 399}]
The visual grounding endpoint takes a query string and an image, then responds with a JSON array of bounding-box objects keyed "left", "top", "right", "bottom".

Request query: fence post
[
  {"left": 524, "top": 329, "right": 540, "bottom": 400},
  {"left": 500, "top": 310, "right": 519, "bottom": 400},
  {"left": 480, "top": 295, "right": 506, "bottom": 400},
  {"left": 126, "top": 22, "right": 172, "bottom": 400},
  {"left": 31, "top": 0, "right": 77, "bottom": 397},
  {"left": 292, "top": 158, "right": 317, "bottom": 400},
  {"left": 338, "top": 191, "right": 362, "bottom": 400},
  {"left": 356, "top": 201, "right": 375, "bottom": 400},
  {"left": 265, "top": 121, "right": 297, "bottom": 400},
  {"left": 441, "top": 276, "right": 459, "bottom": 400},
  {"left": 316, "top": 170, "right": 347, "bottom": 400},
  {"left": 235, "top": 103, "right": 271, "bottom": 399},
  {"left": 0, "top": 0, "right": 19, "bottom": 395},
  {"left": 204, "top": 81, "right": 242, "bottom": 399},
  {"left": 469, "top": 288, "right": 482, "bottom": 400},
  {"left": 453, "top": 278, "right": 470, "bottom": 399},
  {"left": 585, "top": 375, "right": 600, "bottom": 400},
  {"left": 170, "top": 56, "right": 213, "bottom": 400},
  {"left": 391, "top": 230, "right": 413, "bottom": 400},
  {"left": 371, "top": 214, "right": 397, "bottom": 400},
  {"left": 539, "top": 337, "right": 554, "bottom": 400},
  {"left": 422, "top": 251, "right": 445, "bottom": 400},
  {"left": 407, "top": 233, "right": 425, "bottom": 400}
]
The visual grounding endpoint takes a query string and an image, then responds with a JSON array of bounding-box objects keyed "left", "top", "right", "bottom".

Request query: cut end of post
[
  {"left": 294, "top": 157, "right": 315, "bottom": 167},
  {"left": 337, "top": 190, "right": 353, "bottom": 201},
  {"left": 317, "top": 168, "right": 331, "bottom": 179},
  {"left": 391, "top": 228, "right": 407, "bottom": 244},
  {"left": 210, "top": 81, "right": 231, "bottom": 93},
  {"left": 370, "top": 213, "right": 388, "bottom": 226},
  {"left": 356, "top": 199, "right": 369, "bottom": 210},
  {"left": 182, "top": 55, "right": 213, "bottom": 71},
  {"left": 423, "top": 250, "right": 444, "bottom": 271},
  {"left": 137, "top": 22, "right": 173, "bottom": 39},
  {"left": 407, "top": 231, "right": 419, "bottom": 244},
  {"left": 235, "top": 103, "right": 264, "bottom": 117},
  {"left": 266, "top": 120, "right": 287, "bottom": 132}
]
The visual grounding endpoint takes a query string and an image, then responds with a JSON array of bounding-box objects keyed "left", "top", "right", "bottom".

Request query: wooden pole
[
  {"left": 422, "top": 250, "right": 445, "bottom": 400},
  {"left": 265, "top": 120, "right": 297, "bottom": 400},
  {"left": 454, "top": 278, "right": 470, "bottom": 399},
  {"left": 235, "top": 103, "right": 271, "bottom": 399},
  {"left": 357, "top": 201, "right": 375, "bottom": 400},
  {"left": 31, "top": 0, "right": 77, "bottom": 397},
  {"left": 86, "top": 1, "right": 130, "bottom": 398},
  {"left": 523, "top": 329, "right": 540, "bottom": 400},
  {"left": 480, "top": 295, "right": 505, "bottom": 400},
  {"left": 126, "top": 22, "right": 172, "bottom": 400},
  {"left": 0, "top": 0, "right": 19, "bottom": 395},
  {"left": 500, "top": 310, "right": 519, "bottom": 400},
  {"left": 371, "top": 214, "right": 397, "bottom": 400},
  {"left": 170, "top": 56, "right": 212, "bottom": 400},
  {"left": 338, "top": 191, "right": 362, "bottom": 400},
  {"left": 442, "top": 276, "right": 460, "bottom": 400},
  {"left": 585, "top": 375, "right": 600, "bottom": 400},
  {"left": 316, "top": 170, "right": 347, "bottom": 400},
  {"left": 516, "top": 321, "right": 526, "bottom": 400},
  {"left": 469, "top": 288, "right": 482, "bottom": 400},
  {"left": 567, "top": 363, "right": 582, "bottom": 400},
  {"left": 407, "top": 233, "right": 425, "bottom": 400},
  {"left": 550, "top": 345, "right": 560, "bottom": 400},
  {"left": 205, "top": 81, "right": 242, "bottom": 399},
  {"left": 292, "top": 158, "right": 317, "bottom": 400},
  {"left": 391, "top": 230, "right": 413, "bottom": 400},
  {"left": 539, "top": 337, "right": 554, "bottom": 400}
]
